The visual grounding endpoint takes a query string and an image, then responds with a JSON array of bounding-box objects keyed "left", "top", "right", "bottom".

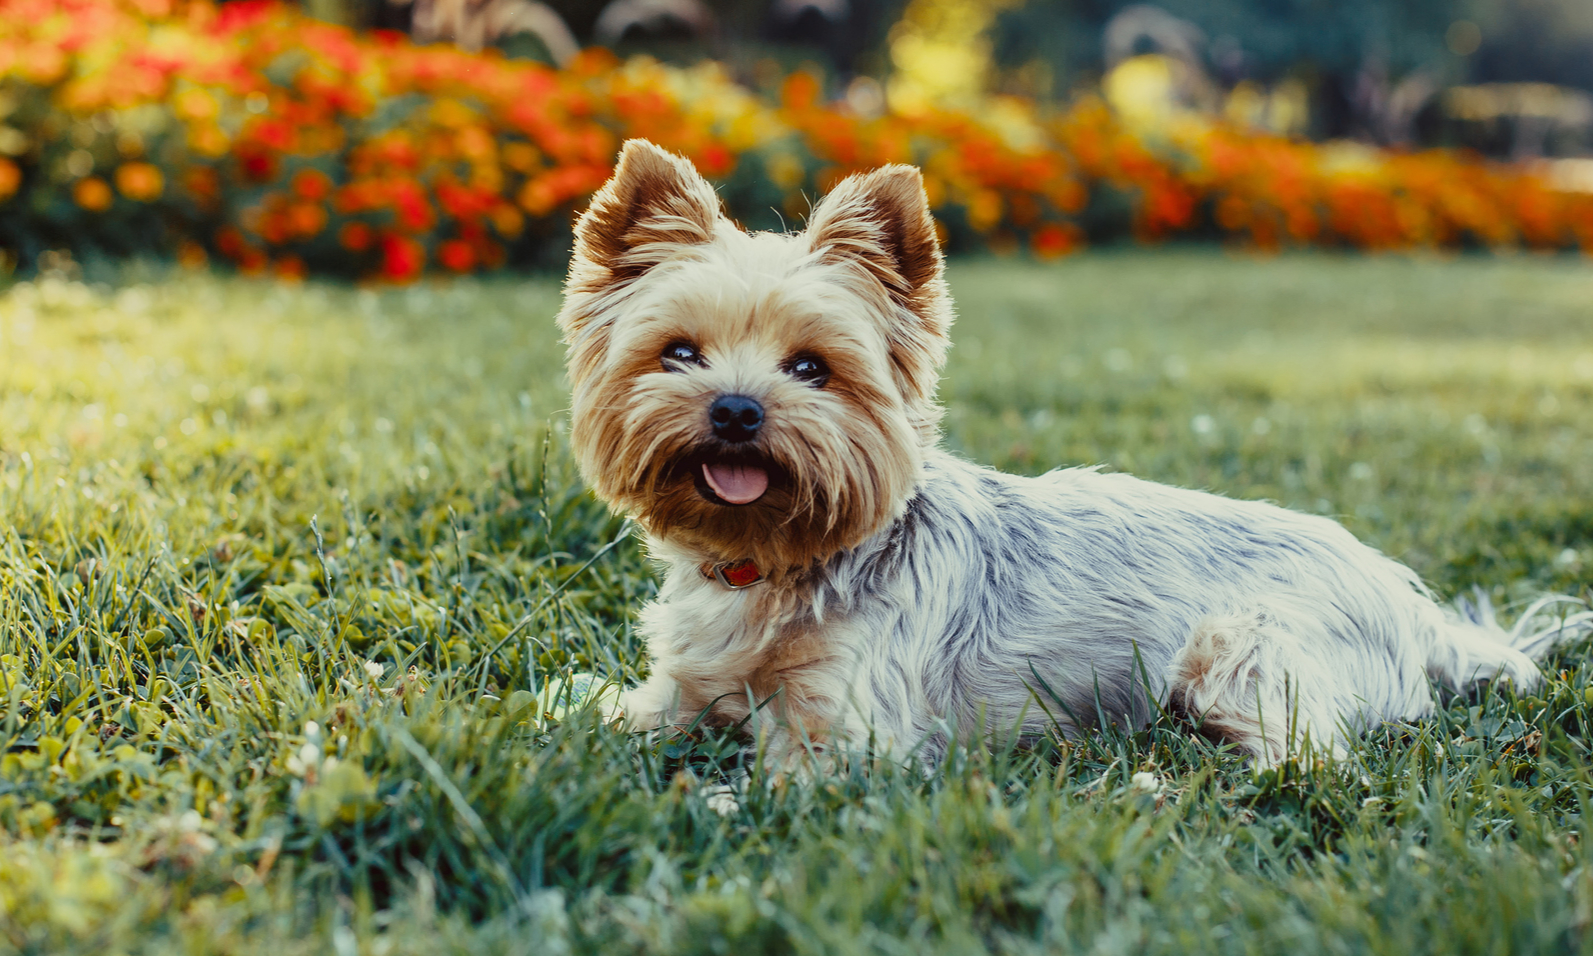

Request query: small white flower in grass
[
  {"left": 1348, "top": 462, "right": 1374, "bottom": 481},
  {"left": 364, "top": 660, "right": 385, "bottom": 679},
  {"left": 286, "top": 740, "right": 321, "bottom": 776},
  {"left": 1130, "top": 770, "right": 1162, "bottom": 794},
  {"left": 304, "top": 721, "right": 321, "bottom": 739},
  {"left": 1191, "top": 414, "right": 1215, "bottom": 436},
  {"left": 1554, "top": 548, "right": 1580, "bottom": 570}
]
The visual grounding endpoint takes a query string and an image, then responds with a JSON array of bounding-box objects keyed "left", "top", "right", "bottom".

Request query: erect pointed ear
[
  {"left": 804, "top": 166, "right": 951, "bottom": 410},
  {"left": 569, "top": 139, "right": 723, "bottom": 286},
  {"left": 804, "top": 165, "right": 945, "bottom": 316}
]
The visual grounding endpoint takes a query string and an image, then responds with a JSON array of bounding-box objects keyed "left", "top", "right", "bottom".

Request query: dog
[{"left": 557, "top": 139, "right": 1590, "bottom": 769}]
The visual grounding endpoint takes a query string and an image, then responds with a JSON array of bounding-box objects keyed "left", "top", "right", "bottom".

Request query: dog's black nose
[{"left": 709, "top": 394, "right": 763, "bottom": 443}]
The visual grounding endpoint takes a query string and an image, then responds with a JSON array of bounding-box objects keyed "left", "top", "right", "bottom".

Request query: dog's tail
[{"left": 1453, "top": 588, "right": 1593, "bottom": 661}]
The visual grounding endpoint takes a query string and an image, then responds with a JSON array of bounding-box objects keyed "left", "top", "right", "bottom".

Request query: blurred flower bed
[{"left": 1, "top": 0, "right": 1589, "bottom": 281}]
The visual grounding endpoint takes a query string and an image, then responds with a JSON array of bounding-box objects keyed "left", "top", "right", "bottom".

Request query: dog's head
[{"left": 558, "top": 139, "right": 953, "bottom": 572}]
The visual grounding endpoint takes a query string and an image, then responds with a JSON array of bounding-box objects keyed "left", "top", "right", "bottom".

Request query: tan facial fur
[{"left": 558, "top": 140, "right": 953, "bottom": 574}]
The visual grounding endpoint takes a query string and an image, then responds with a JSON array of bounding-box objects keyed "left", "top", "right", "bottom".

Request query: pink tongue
[{"left": 702, "top": 462, "right": 769, "bottom": 505}]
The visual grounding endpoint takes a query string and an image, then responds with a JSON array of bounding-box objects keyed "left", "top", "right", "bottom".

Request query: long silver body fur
[{"left": 629, "top": 448, "right": 1590, "bottom": 765}]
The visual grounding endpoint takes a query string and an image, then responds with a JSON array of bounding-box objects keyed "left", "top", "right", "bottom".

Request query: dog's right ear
[{"left": 569, "top": 139, "right": 722, "bottom": 287}]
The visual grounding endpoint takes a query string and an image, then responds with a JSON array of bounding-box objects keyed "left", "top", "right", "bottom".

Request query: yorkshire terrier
[{"left": 558, "top": 139, "right": 1589, "bottom": 769}]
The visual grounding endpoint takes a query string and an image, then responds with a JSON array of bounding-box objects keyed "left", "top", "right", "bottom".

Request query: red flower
[
  {"left": 1031, "top": 223, "right": 1081, "bottom": 259},
  {"left": 379, "top": 233, "right": 424, "bottom": 282},
  {"left": 339, "top": 221, "right": 373, "bottom": 251},
  {"left": 437, "top": 239, "right": 475, "bottom": 272},
  {"left": 236, "top": 147, "right": 278, "bottom": 183}
]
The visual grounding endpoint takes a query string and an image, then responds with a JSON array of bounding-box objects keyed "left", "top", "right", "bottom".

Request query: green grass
[{"left": 2, "top": 251, "right": 1592, "bottom": 955}]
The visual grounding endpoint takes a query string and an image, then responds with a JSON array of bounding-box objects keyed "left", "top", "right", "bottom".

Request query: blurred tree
[
  {"left": 1465, "top": 0, "right": 1593, "bottom": 92},
  {"left": 993, "top": 0, "right": 1456, "bottom": 89},
  {"left": 394, "top": 0, "right": 578, "bottom": 57},
  {"left": 989, "top": 0, "right": 1506, "bottom": 141}
]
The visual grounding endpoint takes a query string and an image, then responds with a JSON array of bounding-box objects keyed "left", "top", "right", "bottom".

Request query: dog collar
[{"left": 701, "top": 559, "right": 764, "bottom": 590}]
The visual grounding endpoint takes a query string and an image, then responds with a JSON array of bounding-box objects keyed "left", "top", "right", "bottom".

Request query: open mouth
[{"left": 686, "top": 452, "right": 777, "bottom": 506}]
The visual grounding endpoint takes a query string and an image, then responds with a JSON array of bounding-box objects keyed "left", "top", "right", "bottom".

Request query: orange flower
[
  {"left": 187, "top": 124, "right": 231, "bottom": 158},
  {"left": 273, "top": 254, "right": 306, "bottom": 281},
  {"left": 238, "top": 248, "right": 269, "bottom": 276},
  {"left": 502, "top": 141, "right": 540, "bottom": 173},
  {"left": 176, "top": 240, "right": 208, "bottom": 269},
  {"left": 0, "top": 158, "right": 19, "bottom": 202},
  {"left": 965, "top": 190, "right": 1004, "bottom": 234},
  {"left": 781, "top": 71, "right": 822, "bottom": 111},
  {"left": 183, "top": 166, "right": 220, "bottom": 199},
  {"left": 1031, "top": 223, "right": 1081, "bottom": 260},
  {"left": 115, "top": 162, "right": 164, "bottom": 201},
  {"left": 490, "top": 204, "right": 523, "bottom": 238},
  {"left": 8, "top": 0, "right": 1591, "bottom": 278},
  {"left": 291, "top": 168, "right": 333, "bottom": 201},
  {"left": 74, "top": 177, "right": 113, "bottom": 211},
  {"left": 286, "top": 201, "right": 327, "bottom": 238},
  {"left": 215, "top": 226, "right": 247, "bottom": 258}
]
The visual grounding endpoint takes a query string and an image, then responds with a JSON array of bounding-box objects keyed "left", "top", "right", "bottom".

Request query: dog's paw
[{"left": 617, "top": 684, "right": 677, "bottom": 731}]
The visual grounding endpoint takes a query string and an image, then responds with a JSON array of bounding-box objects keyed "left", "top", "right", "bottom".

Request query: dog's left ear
[{"left": 805, "top": 166, "right": 952, "bottom": 401}]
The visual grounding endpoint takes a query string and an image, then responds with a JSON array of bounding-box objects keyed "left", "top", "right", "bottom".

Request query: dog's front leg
[{"left": 617, "top": 674, "right": 680, "bottom": 731}]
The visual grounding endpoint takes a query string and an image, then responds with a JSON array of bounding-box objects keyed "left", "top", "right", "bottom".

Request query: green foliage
[
  {"left": 1, "top": 252, "right": 1592, "bottom": 953},
  {"left": 992, "top": 0, "right": 1457, "bottom": 84}
]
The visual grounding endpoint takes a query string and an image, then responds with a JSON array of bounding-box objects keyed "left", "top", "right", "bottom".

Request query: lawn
[{"left": 2, "top": 251, "right": 1593, "bottom": 954}]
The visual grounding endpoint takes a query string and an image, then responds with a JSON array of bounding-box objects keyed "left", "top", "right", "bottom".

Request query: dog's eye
[
  {"left": 662, "top": 342, "right": 704, "bottom": 370},
  {"left": 787, "top": 354, "right": 830, "bottom": 387}
]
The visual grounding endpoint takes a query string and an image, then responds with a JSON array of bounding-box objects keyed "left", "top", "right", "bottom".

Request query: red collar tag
[{"left": 703, "top": 559, "right": 763, "bottom": 590}]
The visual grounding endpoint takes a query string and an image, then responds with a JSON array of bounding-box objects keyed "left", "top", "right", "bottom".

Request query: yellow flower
[
  {"left": 174, "top": 87, "right": 218, "bottom": 121},
  {"left": 187, "top": 123, "right": 231, "bottom": 158}
]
